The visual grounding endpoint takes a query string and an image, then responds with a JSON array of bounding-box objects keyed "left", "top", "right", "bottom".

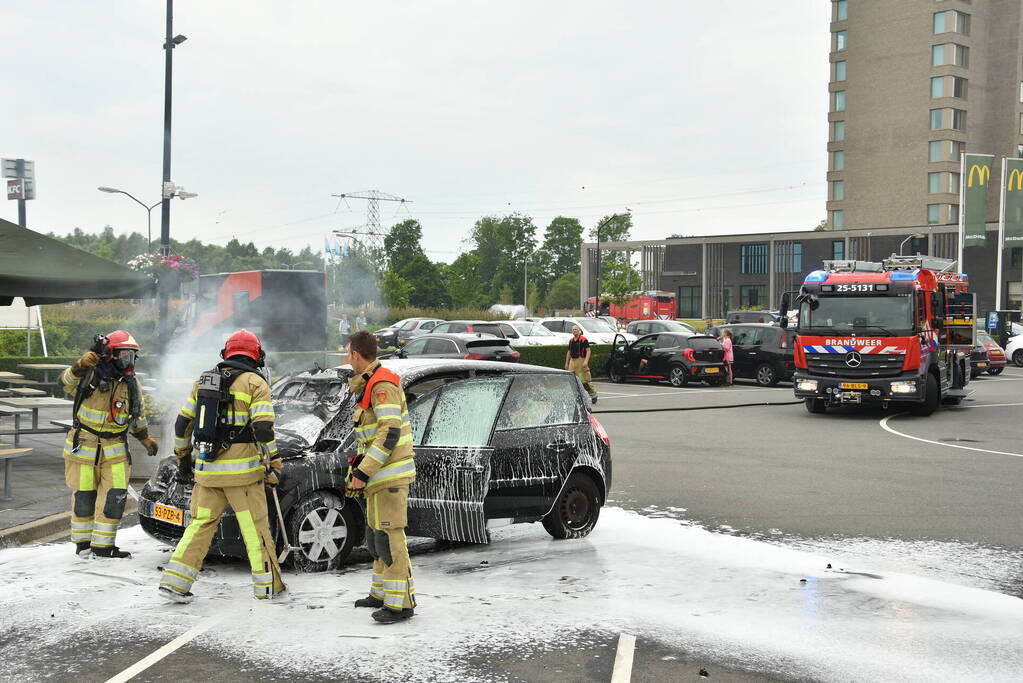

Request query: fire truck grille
[{"left": 805, "top": 353, "right": 906, "bottom": 378}]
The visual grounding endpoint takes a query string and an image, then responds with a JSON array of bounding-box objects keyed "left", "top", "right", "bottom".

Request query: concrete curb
[{"left": 0, "top": 499, "right": 139, "bottom": 549}]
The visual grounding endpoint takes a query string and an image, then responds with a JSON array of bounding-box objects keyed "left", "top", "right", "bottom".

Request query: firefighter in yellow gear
[
  {"left": 62, "top": 330, "right": 158, "bottom": 558},
  {"left": 345, "top": 330, "right": 417, "bottom": 624},
  {"left": 565, "top": 324, "right": 597, "bottom": 403},
  {"left": 158, "top": 330, "right": 286, "bottom": 604}
]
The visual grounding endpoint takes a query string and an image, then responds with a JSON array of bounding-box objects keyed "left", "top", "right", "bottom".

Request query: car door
[
  {"left": 650, "top": 333, "right": 683, "bottom": 376},
  {"left": 737, "top": 326, "right": 766, "bottom": 377},
  {"left": 497, "top": 322, "right": 520, "bottom": 341},
  {"left": 405, "top": 376, "right": 510, "bottom": 543},
  {"left": 628, "top": 334, "right": 659, "bottom": 374},
  {"left": 425, "top": 337, "right": 460, "bottom": 359},
  {"left": 727, "top": 326, "right": 750, "bottom": 376},
  {"left": 487, "top": 373, "right": 589, "bottom": 519},
  {"left": 399, "top": 338, "right": 429, "bottom": 358}
]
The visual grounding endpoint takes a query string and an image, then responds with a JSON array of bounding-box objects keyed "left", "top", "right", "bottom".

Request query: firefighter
[
  {"left": 565, "top": 324, "right": 597, "bottom": 404},
  {"left": 158, "top": 329, "right": 286, "bottom": 603},
  {"left": 345, "top": 330, "right": 417, "bottom": 624},
  {"left": 62, "top": 330, "right": 158, "bottom": 558}
]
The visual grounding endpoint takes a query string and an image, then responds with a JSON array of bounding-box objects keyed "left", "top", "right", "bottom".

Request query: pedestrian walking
[
  {"left": 338, "top": 313, "right": 351, "bottom": 349},
  {"left": 62, "top": 331, "right": 159, "bottom": 558},
  {"left": 565, "top": 324, "right": 597, "bottom": 404},
  {"left": 344, "top": 330, "right": 418, "bottom": 623},
  {"left": 158, "top": 329, "right": 286, "bottom": 603},
  {"left": 703, "top": 317, "right": 720, "bottom": 338},
  {"left": 355, "top": 310, "right": 368, "bottom": 331},
  {"left": 720, "top": 328, "right": 734, "bottom": 385}
]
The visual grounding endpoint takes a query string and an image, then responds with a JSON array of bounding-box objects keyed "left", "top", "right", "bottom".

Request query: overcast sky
[{"left": 1, "top": 1, "right": 830, "bottom": 262}]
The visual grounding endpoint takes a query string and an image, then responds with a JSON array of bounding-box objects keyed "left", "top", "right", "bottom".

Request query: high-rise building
[{"left": 826, "top": 0, "right": 1023, "bottom": 230}]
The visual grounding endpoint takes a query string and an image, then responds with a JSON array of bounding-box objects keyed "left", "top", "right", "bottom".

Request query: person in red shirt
[{"left": 565, "top": 325, "right": 597, "bottom": 404}]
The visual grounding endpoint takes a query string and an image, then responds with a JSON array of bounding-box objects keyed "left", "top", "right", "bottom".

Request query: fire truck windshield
[{"left": 799, "top": 294, "right": 913, "bottom": 335}]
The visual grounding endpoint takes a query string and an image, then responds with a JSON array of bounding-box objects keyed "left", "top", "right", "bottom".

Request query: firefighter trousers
[
  {"left": 160, "top": 481, "right": 286, "bottom": 599},
  {"left": 568, "top": 358, "right": 597, "bottom": 398},
  {"left": 365, "top": 484, "right": 415, "bottom": 611},
  {"left": 65, "top": 456, "right": 130, "bottom": 550}
]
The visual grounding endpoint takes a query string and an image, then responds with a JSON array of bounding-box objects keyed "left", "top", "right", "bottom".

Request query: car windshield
[
  {"left": 688, "top": 337, "right": 722, "bottom": 350},
  {"left": 800, "top": 295, "right": 912, "bottom": 334},
  {"left": 399, "top": 319, "right": 420, "bottom": 330},
  {"left": 511, "top": 321, "right": 555, "bottom": 336},
  {"left": 575, "top": 319, "right": 614, "bottom": 333},
  {"left": 977, "top": 332, "right": 996, "bottom": 345}
]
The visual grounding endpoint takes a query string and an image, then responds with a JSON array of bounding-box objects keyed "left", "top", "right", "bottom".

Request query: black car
[
  {"left": 374, "top": 318, "right": 442, "bottom": 349},
  {"left": 430, "top": 320, "right": 507, "bottom": 337},
  {"left": 719, "top": 323, "right": 796, "bottom": 386},
  {"left": 725, "top": 310, "right": 781, "bottom": 325},
  {"left": 138, "top": 359, "right": 609, "bottom": 571},
  {"left": 394, "top": 333, "right": 521, "bottom": 362},
  {"left": 607, "top": 332, "right": 726, "bottom": 387}
]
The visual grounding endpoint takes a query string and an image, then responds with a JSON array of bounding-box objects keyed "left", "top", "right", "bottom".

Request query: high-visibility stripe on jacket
[
  {"left": 350, "top": 362, "right": 415, "bottom": 493},
  {"left": 175, "top": 369, "right": 278, "bottom": 487},
  {"left": 61, "top": 367, "right": 149, "bottom": 465}
]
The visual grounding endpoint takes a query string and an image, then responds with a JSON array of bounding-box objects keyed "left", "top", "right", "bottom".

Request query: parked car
[
  {"left": 1006, "top": 331, "right": 1023, "bottom": 367},
  {"left": 139, "top": 359, "right": 611, "bottom": 571},
  {"left": 970, "top": 331, "right": 1007, "bottom": 377},
  {"left": 607, "top": 332, "right": 726, "bottom": 387},
  {"left": 394, "top": 333, "right": 521, "bottom": 362},
  {"left": 725, "top": 310, "right": 781, "bottom": 325},
  {"left": 540, "top": 317, "right": 637, "bottom": 344},
  {"left": 373, "top": 318, "right": 422, "bottom": 349},
  {"left": 626, "top": 319, "right": 698, "bottom": 336},
  {"left": 495, "top": 321, "right": 565, "bottom": 347},
  {"left": 597, "top": 315, "right": 623, "bottom": 331},
  {"left": 718, "top": 323, "right": 796, "bottom": 386},
  {"left": 431, "top": 320, "right": 508, "bottom": 337},
  {"left": 395, "top": 318, "right": 445, "bottom": 347}
]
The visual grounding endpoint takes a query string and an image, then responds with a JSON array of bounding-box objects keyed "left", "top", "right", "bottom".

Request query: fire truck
[
  {"left": 583, "top": 291, "right": 676, "bottom": 322},
  {"left": 780, "top": 255, "right": 975, "bottom": 416}
]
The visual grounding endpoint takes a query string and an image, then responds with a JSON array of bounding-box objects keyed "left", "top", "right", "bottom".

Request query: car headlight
[
  {"left": 890, "top": 380, "right": 917, "bottom": 394},
  {"left": 796, "top": 379, "right": 818, "bottom": 392}
]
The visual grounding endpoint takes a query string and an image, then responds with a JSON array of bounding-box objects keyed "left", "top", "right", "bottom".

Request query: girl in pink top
[{"left": 719, "top": 329, "right": 734, "bottom": 385}]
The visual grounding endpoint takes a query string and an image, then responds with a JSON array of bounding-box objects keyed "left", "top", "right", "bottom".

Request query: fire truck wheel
[
  {"left": 805, "top": 397, "right": 827, "bottom": 414},
  {"left": 987, "top": 367, "right": 1003, "bottom": 375},
  {"left": 1013, "top": 350, "right": 1023, "bottom": 367},
  {"left": 668, "top": 364, "right": 689, "bottom": 387},
  {"left": 755, "top": 363, "right": 779, "bottom": 387},
  {"left": 910, "top": 374, "right": 939, "bottom": 416}
]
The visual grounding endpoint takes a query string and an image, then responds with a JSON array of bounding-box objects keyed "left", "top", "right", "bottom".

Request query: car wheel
[
  {"left": 286, "top": 490, "right": 358, "bottom": 572},
  {"left": 988, "top": 367, "right": 1004, "bottom": 375},
  {"left": 755, "top": 363, "right": 779, "bottom": 387},
  {"left": 1014, "top": 350, "right": 1023, "bottom": 367},
  {"left": 805, "top": 397, "right": 827, "bottom": 414},
  {"left": 668, "top": 365, "right": 689, "bottom": 387},
  {"left": 910, "top": 374, "right": 940, "bottom": 417},
  {"left": 608, "top": 363, "right": 626, "bottom": 384},
  {"left": 543, "top": 473, "right": 601, "bottom": 540}
]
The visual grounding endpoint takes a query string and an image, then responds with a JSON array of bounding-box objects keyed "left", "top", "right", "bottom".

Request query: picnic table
[
  {"left": 0, "top": 371, "right": 24, "bottom": 380},
  {"left": 0, "top": 397, "right": 74, "bottom": 441},
  {"left": 0, "top": 445, "right": 35, "bottom": 501},
  {"left": 17, "top": 363, "right": 70, "bottom": 385}
]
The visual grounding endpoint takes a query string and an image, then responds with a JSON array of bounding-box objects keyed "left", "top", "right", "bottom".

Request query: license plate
[
  {"left": 977, "top": 362, "right": 987, "bottom": 367},
  {"left": 840, "top": 382, "right": 868, "bottom": 390},
  {"left": 704, "top": 367, "right": 719, "bottom": 373},
  {"left": 152, "top": 503, "right": 184, "bottom": 526}
]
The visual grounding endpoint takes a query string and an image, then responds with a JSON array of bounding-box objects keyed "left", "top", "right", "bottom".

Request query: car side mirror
[{"left": 778, "top": 293, "right": 790, "bottom": 329}]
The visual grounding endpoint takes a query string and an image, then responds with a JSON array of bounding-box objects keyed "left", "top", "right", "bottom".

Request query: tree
[
  {"left": 381, "top": 270, "right": 412, "bottom": 308},
  {"left": 545, "top": 272, "right": 580, "bottom": 310},
  {"left": 589, "top": 213, "right": 632, "bottom": 244},
  {"left": 444, "top": 253, "right": 488, "bottom": 308},
  {"left": 401, "top": 252, "right": 450, "bottom": 308},
  {"left": 498, "top": 284, "right": 515, "bottom": 305},
  {"left": 601, "top": 259, "right": 643, "bottom": 307},
  {"left": 526, "top": 282, "right": 542, "bottom": 313},
  {"left": 813, "top": 219, "right": 828, "bottom": 231},
  {"left": 385, "top": 219, "right": 425, "bottom": 273},
  {"left": 468, "top": 213, "right": 538, "bottom": 303},
  {"left": 541, "top": 216, "right": 583, "bottom": 282}
]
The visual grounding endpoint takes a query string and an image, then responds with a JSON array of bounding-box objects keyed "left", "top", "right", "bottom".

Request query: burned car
[{"left": 138, "top": 359, "right": 612, "bottom": 571}]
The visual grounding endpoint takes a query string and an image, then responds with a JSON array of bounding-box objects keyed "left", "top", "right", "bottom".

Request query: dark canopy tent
[{"left": 0, "top": 218, "right": 154, "bottom": 305}]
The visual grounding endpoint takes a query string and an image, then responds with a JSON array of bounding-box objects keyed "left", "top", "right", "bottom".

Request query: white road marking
[
  {"left": 104, "top": 617, "right": 222, "bottom": 683},
  {"left": 610, "top": 632, "right": 636, "bottom": 683},
  {"left": 879, "top": 403, "right": 1023, "bottom": 459}
]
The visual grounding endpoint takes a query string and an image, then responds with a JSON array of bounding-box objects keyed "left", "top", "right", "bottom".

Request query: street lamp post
[
  {"left": 899, "top": 233, "right": 926, "bottom": 256},
  {"left": 523, "top": 250, "right": 536, "bottom": 311},
  {"left": 97, "top": 187, "right": 162, "bottom": 249}
]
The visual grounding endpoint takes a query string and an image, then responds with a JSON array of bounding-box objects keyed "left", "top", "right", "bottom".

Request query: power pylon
[{"left": 331, "top": 190, "right": 412, "bottom": 250}]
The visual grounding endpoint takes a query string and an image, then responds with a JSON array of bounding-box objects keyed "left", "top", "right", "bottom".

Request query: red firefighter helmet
[
  {"left": 222, "top": 329, "right": 264, "bottom": 363},
  {"left": 106, "top": 330, "right": 139, "bottom": 351},
  {"left": 106, "top": 330, "right": 139, "bottom": 373}
]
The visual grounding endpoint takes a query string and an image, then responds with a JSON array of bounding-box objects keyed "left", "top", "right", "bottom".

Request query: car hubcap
[
  {"left": 758, "top": 367, "right": 772, "bottom": 384},
  {"left": 297, "top": 506, "right": 347, "bottom": 562},
  {"left": 670, "top": 368, "right": 683, "bottom": 384},
  {"left": 561, "top": 488, "right": 590, "bottom": 530}
]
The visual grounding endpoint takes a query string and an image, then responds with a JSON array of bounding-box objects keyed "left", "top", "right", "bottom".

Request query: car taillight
[
  {"left": 509, "top": 351, "right": 520, "bottom": 361},
  {"left": 588, "top": 413, "right": 610, "bottom": 446},
  {"left": 683, "top": 348, "right": 695, "bottom": 361},
  {"left": 463, "top": 353, "right": 486, "bottom": 360}
]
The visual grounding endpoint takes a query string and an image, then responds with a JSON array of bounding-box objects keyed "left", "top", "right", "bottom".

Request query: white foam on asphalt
[{"left": 1, "top": 507, "right": 1022, "bottom": 682}]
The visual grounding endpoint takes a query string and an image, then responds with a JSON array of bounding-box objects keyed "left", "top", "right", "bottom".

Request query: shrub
[{"left": 516, "top": 344, "right": 611, "bottom": 377}]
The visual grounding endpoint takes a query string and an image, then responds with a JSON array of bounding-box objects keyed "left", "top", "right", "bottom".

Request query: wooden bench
[
  {"left": 1, "top": 378, "right": 41, "bottom": 388},
  {"left": 0, "top": 445, "right": 35, "bottom": 501},
  {"left": 10, "top": 387, "right": 47, "bottom": 397}
]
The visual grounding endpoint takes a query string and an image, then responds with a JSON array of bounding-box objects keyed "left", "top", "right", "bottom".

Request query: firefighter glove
[
  {"left": 265, "top": 470, "right": 280, "bottom": 487},
  {"left": 139, "top": 437, "right": 159, "bottom": 456},
  {"left": 73, "top": 351, "right": 100, "bottom": 375},
  {"left": 176, "top": 456, "right": 193, "bottom": 483}
]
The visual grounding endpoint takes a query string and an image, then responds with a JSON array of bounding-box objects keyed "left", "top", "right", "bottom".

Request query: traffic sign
[{"left": 6, "top": 179, "right": 24, "bottom": 200}]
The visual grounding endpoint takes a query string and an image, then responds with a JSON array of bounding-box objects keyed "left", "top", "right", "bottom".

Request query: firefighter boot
[
  {"left": 75, "top": 541, "right": 91, "bottom": 557},
  {"left": 355, "top": 595, "right": 384, "bottom": 608},
  {"left": 372, "top": 607, "right": 415, "bottom": 624},
  {"left": 158, "top": 587, "right": 195, "bottom": 604},
  {"left": 93, "top": 545, "right": 131, "bottom": 559}
]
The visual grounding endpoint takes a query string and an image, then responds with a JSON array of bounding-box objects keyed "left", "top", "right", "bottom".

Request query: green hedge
[{"left": 516, "top": 344, "right": 611, "bottom": 377}]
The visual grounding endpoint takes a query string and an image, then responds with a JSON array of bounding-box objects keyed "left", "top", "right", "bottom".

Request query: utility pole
[{"left": 331, "top": 190, "right": 412, "bottom": 251}]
